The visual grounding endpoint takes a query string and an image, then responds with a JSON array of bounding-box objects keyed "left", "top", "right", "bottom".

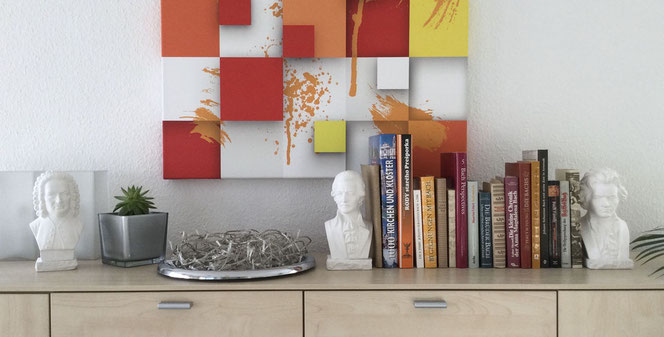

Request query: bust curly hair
[
  {"left": 33, "top": 171, "right": 80, "bottom": 218},
  {"left": 579, "top": 168, "right": 627, "bottom": 211}
]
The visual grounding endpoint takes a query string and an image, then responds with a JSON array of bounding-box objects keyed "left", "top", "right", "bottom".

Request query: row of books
[{"left": 365, "top": 134, "right": 583, "bottom": 269}]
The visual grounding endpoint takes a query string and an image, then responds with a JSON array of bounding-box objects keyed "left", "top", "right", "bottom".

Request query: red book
[
  {"left": 397, "top": 134, "right": 414, "bottom": 268},
  {"left": 506, "top": 162, "right": 532, "bottom": 268},
  {"left": 504, "top": 176, "right": 521, "bottom": 268},
  {"left": 440, "top": 152, "right": 468, "bottom": 268}
]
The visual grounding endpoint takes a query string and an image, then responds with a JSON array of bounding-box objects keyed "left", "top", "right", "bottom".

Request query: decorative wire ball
[{"left": 169, "top": 229, "right": 311, "bottom": 271}]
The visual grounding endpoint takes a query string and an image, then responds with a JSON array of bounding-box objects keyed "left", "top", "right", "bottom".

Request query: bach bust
[
  {"left": 30, "top": 171, "right": 84, "bottom": 272},
  {"left": 325, "top": 170, "right": 373, "bottom": 270},
  {"left": 579, "top": 168, "right": 633, "bottom": 269}
]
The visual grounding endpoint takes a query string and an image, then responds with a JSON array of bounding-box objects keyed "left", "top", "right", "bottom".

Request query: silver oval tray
[{"left": 157, "top": 255, "right": 316, "bottom": 281}]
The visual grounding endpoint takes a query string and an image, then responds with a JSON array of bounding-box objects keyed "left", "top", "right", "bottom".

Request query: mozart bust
[
  {"left": 579, "top": 168, "right": 633, "bottom": 269},
  {"left": 325, "top": 171, "right": 372, "bottom": 270},
  {"left": 30, "top": 171, "right": 83, "bottom": 272}
]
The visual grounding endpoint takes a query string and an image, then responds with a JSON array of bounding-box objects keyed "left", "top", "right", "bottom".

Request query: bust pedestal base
[
  {"left": 326, "top": 256, "right": 372, "bottom": 270},
  {"left": 584, "top": 258, "right": 634, "bottom": 270},
  {"left": 35, "top": 258, "right": 78, "bottom": 272}
]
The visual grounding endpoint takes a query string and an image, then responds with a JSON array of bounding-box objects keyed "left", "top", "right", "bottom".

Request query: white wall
[{"left": 1, "top": 0, "right": 663, "bottom": 253}]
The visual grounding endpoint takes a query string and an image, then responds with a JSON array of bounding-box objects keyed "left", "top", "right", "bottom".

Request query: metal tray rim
[{"left": 157, "top": 255, "right": 316, "bottom": 281}]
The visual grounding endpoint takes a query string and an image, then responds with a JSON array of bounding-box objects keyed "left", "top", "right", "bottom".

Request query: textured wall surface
[{"left": 1, "top": 0, "right": 663, "bottom": 254}]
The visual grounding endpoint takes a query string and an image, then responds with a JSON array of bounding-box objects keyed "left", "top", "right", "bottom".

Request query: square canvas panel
[
  {"left": 409, "top": 57, "right": 467, "bottom": 120},
  {"left": 220, "top": 121, "right": 285, "bottom": 178},
  {"left": 409, "top": 0, "right": 468, "bottom": 57},
  {"left": 220, "top": 0, "right": 283, "bottom": 57},
  {"left": 314, "top": 120, "right": 347, "bottom": 153},
  {"left": 283, "top": 25, "right": 315, "bottom": 57},
  {"left": 377, "top": 57, "right": 409, "bottom": 90},
  {"left": 162, "top": 0, "right": 219, "bottom": 57},
  {"left": 219, "top": 0, "right": 252, "bottom": 25},
  {"left": 163, "top": 121, "right": 222, "bottom": 179},
  {"left": 220, "top": 57, "right": 283, "bottom": 121},
  {"left": 345, "top": 0, "right": 409, "bottom": 57},
  {"left": 283, "top": 0, "right": 346, "bottom": 57},
  {"left": 162, "top": 57, "right": 220, "bottom": 121}
]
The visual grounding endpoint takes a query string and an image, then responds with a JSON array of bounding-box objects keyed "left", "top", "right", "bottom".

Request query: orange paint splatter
[
  {"left": 348, "top": 0, "right": 365, "bottom": 97},
  {"left": 267, "top": 2, "right": 283, "bottom": 17},
  {"left": 200, "top": 99, "right": 219, "bottom": 107},
  {"left": 283, "top": 59, "right": 333, "bottom": 165},
  {"left": 424, "top": 0, "right": 460, "bottom": 29},
  {"left": 307, "top": 138, "right": 312, "bottom": 143},
  {"left": 202, "top": 67, "right": 220, "bottom": 77},
  {"left": 181, "top": 107, "right": 231, "bottom": 146}
]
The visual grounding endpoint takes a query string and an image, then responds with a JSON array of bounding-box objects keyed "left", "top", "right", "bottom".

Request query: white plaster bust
[
  {"left": 325, "top": 171, "right": 372, "bottom": 270},
  {"left": 30, "top": 171, "right": 83, "bottom": 272},
  {"left": 579, "top": 168, "right": 633, "bottom": 269}
]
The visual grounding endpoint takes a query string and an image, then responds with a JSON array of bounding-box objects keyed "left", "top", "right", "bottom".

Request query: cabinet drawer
[
  {"left": 559, "top": 290, "right": 664, "bottom": 337},
  {"left": 305, "top": 290, "right": 556, "bottom": 337},
  {"left": 52, "top": 291, "right": 302, "bottom": 337},
  {"left": 0, "top": 294, "right": 49, "bottom": 337}
]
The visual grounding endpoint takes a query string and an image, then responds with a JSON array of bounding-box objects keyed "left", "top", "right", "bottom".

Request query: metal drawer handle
[
  {"left": 158, "top": 301, "right": 193, "bottom": 310},
  {"left": 414, "top": 300, "right": 447, "bottom": 309}
]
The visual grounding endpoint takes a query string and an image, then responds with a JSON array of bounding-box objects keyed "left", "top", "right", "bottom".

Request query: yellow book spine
[{"left": 421, "top": 176, "right": 438, "bottom": 268}]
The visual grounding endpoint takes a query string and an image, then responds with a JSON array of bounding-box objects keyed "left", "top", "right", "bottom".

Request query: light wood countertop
[{"left": 1, "top": 255, "right": 663, "bottom": 292}]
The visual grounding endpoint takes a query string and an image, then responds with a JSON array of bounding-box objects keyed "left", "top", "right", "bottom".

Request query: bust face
[
  {"left": 332, "top": 180, "right": 363, "bottom": 215},
  {"left": 44, "top": 179, "right": 71, "bottom": 218},
  {"left": 589, "top": 183, "right": 619, "bottom": 218}
]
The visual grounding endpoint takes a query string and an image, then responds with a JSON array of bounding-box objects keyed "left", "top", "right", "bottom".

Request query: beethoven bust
[
  {"left": 579, "top": 168, "right": 633, "bottom": 269},
  {"left": 30, "top": 171, "right": 83, "bottom": 271},
  {"left": 325, "top": 171, "right": 372, "bottom": 270}
]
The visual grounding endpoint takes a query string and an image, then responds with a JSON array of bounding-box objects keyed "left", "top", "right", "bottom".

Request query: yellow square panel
[
  {"left": 314, "top": 121, "right": 346, "bottom": 153},
  {"left": 410, "top": 0, "right": 468, "bottom": 57}
]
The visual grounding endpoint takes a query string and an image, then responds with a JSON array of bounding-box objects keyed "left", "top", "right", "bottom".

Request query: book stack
[{"left": 364, "top": 136, "right": 584, "bottom": 270}]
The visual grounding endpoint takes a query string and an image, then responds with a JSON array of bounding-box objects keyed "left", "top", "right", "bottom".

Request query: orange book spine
[
  {"left": 530, "top": 161, "right": 541, "bottom": 268},
  {"left": 421, "top": 176, "right": 438, "bottom": 268}
]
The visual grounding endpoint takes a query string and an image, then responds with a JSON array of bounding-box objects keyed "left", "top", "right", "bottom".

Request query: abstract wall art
[{"left": 161, "top": 0, "right": 468, "bottom": 179}]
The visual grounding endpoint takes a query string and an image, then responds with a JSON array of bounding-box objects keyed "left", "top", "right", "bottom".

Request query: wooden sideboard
[{"left": 1, "top": 257, "right": 663, "bottom": 337}]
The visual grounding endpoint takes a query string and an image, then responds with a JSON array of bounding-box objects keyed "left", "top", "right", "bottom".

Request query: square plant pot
[{"left": 98, "top": 212, "right": 168, "bottom": 267}]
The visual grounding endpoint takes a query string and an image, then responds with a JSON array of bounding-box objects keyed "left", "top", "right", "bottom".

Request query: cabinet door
[
  {"left": 52, "top": 291, "right": 302, "bottom": 337},
  {"left": 559, "top": 291, "right": 664, "bottom": 337},
  {"left": 305, "top": 290, "right": 556, "bottom": 337},
  {"left": 0, "top": 294, "right": 49, "bottom": 337}
]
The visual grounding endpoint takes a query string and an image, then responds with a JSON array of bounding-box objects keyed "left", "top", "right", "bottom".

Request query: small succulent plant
[{"left": 113, "top": 186, "right": 156, "bottom": 216}]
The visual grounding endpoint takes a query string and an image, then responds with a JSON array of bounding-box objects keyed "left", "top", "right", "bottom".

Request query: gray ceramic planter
[{"left": 98, "top": 212, "right": 168, "bottom": 267}]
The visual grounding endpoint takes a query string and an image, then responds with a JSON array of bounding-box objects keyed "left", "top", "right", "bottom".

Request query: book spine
[
  {"left": 530, "top": 161, "right": 541, "bottom": 269},
  {"left": 486, "top": 181, "right": 506, "bottom": 268},
  {"left": 548, "top": 181, "right": 561, "bottom": 268},
  {"left": 539, "top": 150, "right": 549, "bottom": 268},
  {"left": 447, "top": 189, "right": 456, "bottom": 268},
  {"left": 564, "top": 171, "right": 583, "bottom": 268},
  {"left": 506, "top": 163, "right": 531, "bottom": 268},
  {"left": 361, "top": 164, "right": 383, "bottom": 268},
  {"left": 369, "top": 134, "right": 399, "bottom": 268},
  {"left": 413, "top": 189, "right": 425, "bottom": 269},
  {"left": 441, "top": 152, "right": 468, "bottom": 268},
  {"left": 479, "top": 191, "right": 493, "bottom": 268},
  {"left": 435, "top": 178, "right": 449, "bottom": 268},
  {"left": 397, "top": 135, "right": 414, "bottom": 268},
  {"left": 504, "top": 176, "right": 520, "bottom": 268},
  {"left": 467, "top": 181, "right": 479, "bottom": 268},
  {"left": 560, "top": 181, "right": 572, "bottom": 268},
  {"left": 421, "top": 176, "right": 438, "bottom": 268}
]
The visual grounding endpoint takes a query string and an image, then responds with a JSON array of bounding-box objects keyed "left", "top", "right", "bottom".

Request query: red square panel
[
  {"left": 163, "top": 121, "right": 221, "bottom": 179},
  {"left": 219, "top": 0, "right": 251, "bottom": 25},
  {"left": 346, "top": 0, "right": 409, "bottom": 57},
  {"left": 283, "top": 25, "right": 315, "bottom": 58},
  {"left": 220, "top": 58, "right": 283, "bottom": 121}
]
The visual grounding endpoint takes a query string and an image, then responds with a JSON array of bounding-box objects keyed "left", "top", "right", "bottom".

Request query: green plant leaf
[
  {"left": 631, "top": 238, "right": 664, "bottom": 250},
  {"left": 636, "top": 247, "right": 664, "bottom": 261},
  {"left": 649, "top": 265, "right": 664, "bottom": 278},
  {"left": 631, "top": 233, "right": 664, "bottom": 244},
  {"left": 641, "top": 252, "right": 664, "bottom": 265}
]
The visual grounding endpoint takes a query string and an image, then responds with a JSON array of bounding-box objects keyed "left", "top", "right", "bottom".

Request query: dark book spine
[
  {"left": 566, "top": 171, "right": 583, "bottom": 268},
  {"left": 440, "top": 152, "right": 468, "bottom": 268},
  {"left": 504, "top": 176, "right": 520, "bottom": 268},
  {"left": 539, "top": 150, "right": 549, "bottom": 267},
  {"left": 548, "top": 181, "right": 561, "bottom": 268},
  {"left": 479, "top": 191, "right": 493, "bottom": 268},
  {"left": 369, "top": 134, "right": 399, "bottom": 268},
  {"left": 506, "top": 162, "right": 532, "bottom": 268},
  {"left": 397, "top": 135, "right": 414, "bottom": 268}
]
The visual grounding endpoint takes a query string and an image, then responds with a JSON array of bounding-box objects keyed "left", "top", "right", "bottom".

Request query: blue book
[
  {"left": 369, "top": 134, "right": 399, "bottom": 268},
  {"left": 479, "top": 191, "right": 493, "bottom": 268}
]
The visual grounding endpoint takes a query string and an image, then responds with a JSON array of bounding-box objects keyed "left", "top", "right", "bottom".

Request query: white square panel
[
  {"left": 162, "top": 57, "right": 220, "bottom": 121},
  {"left": 220, "top": 121, "right": 284, "bottom": 178},
  {"left": 409, "top": 57, "right": 467, "bottom": 120},
  {"left": 220, "top": 0, "right": 283, "bottom": 57},
  {"left": 377, "top": 57, "right": 409, "bottom": 89}
]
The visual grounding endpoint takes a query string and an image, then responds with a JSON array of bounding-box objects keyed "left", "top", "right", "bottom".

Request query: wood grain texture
[
  {"left": 0, "top": 294, "right": 49, "bottom": 337},
  {"left": 305, "top": 290, "right": 556, "bottom": 337},
  {"left": 51, "top": 291, "right": 302, "bottom": 337},
  {"left": 559, "top": 291, "right": 664, "bottom": 337},
  {"left": 1, "top": 256, "right": 663, "bottom": 292}
]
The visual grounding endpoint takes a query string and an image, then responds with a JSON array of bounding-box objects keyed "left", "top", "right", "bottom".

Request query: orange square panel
[
  {"left": 161, "top": 0, "right": 219, "bottom": 57},
  {"left": 283, "top": 0, "right": 346, "bottom": 57}
]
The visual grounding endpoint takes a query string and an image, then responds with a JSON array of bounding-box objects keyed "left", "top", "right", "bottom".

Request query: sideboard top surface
[{"left": 1, "top": 256, "right": 663, "bottom": 292}]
